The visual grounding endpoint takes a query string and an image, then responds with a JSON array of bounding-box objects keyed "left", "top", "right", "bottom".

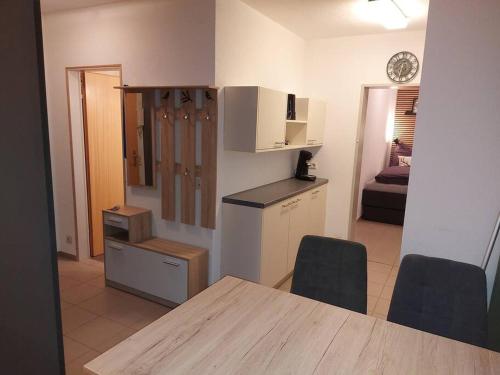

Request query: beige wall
[
  {"left": 213, "top": 0, "right": 307, "bottom": 280},
  {"left": 402, "top": 0, "right": 500, "bottom": 299},
  {"left": 42, "top": 0, "right": 216, "bottom": 257},
  {"left": 304, "top": 30, "right": 426, "bottom": 239}
]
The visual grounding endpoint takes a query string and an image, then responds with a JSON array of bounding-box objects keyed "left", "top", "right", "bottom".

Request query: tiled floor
[
  {"left": 279, "top": 219, "right": 402, "bottom": 320},
  {"left": 58, "top": 256, "right": 172, "bottom": 375}
]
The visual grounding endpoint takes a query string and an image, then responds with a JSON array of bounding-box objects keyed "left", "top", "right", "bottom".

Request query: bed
[{"left": 361, "top": 166, "right": 410, "bottom": 225}]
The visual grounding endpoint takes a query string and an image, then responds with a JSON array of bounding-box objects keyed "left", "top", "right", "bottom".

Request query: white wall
[
  {"left": 43, "top": 0, "right": 306, "bottom": 282},
  {"left": 357, "top": 88, "right": 397, "bottom": 219},
  {"left": 213, "top": 0, "right": 306, "bottom": 280},
  {"left": 42, "top": 0, "right": 216, "bottom": 257},
  {"left": 304, "top": 30, "right": 426, "bottom": 239},
  {"left": 402, "top": 0, "right": 500, "bottom": 298}
]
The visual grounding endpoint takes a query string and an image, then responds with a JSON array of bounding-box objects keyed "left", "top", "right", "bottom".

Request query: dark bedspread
[{"left": 375, "top": 166, "right": 410, "bottom": 185}]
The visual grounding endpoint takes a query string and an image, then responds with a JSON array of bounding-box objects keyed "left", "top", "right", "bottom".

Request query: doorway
[
  {"left": 66, "top": 65, "right": 125, "bottom": 259},
  {"left": 348, "top": 84, "right": 419, "bottom": 317}
]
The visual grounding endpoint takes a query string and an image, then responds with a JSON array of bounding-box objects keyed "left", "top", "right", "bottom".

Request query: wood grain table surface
[{"left": 84, "top": 276, "right": 500, "bottom": 374}]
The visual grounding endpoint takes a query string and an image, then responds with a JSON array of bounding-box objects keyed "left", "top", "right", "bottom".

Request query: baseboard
[
  {"left": 57, "top": 251, "right": 77, "bottom": 261},
  {"left": 105, "top": 279, "right": 179, "bottom": 309}
]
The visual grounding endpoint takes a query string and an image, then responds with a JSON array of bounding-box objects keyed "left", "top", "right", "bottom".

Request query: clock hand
[{"left": 399, "top": 64, "right": 404, "bottom": 78}]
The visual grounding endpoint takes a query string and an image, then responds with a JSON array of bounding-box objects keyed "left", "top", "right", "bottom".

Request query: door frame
[
  {"left": 65, "top": 64, "right": 124, "bottom": 260},
  {"left": 348, "top": 83, "right": 419, "bottom": 240}
]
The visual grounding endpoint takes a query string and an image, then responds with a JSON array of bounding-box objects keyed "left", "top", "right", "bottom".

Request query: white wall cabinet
[
  {"left": 222, "top": 182, "right": 328, "bottom": 287},
  {"left": 224, "top": 86, "right": 287, "bottom": 152},
  {"left": 224, "top": 86, "right": 326, "bottom": 152},
  {"left": 296, "top": 98, "right": 326, "bottom": 146}
]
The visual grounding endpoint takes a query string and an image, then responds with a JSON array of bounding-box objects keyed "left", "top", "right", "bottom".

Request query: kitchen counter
[{"left": 222, "top": 177, "right": 328, "bottom": 208}]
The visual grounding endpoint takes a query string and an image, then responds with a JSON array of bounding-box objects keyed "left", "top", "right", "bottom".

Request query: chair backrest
[
  {"left": 291, "top": 235, "right": 367, "bottom": 314},
  {"left": 387, "top": 254, "right": 488, "bottom": 347}
]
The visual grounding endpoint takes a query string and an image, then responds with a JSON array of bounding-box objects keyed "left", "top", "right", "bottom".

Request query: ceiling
[
  {"left": 41, "top": 0, "right": 125, "bottom": 13},
  {"left": 241, "top": 0, "right": 429, "bottom": 39},
  {"left": 41, "top": 0, "right": 428, "bottom": 38}
]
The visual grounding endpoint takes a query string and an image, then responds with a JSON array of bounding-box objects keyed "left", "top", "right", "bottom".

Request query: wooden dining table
[{"left": 84, "top": 276, "right": 500, "bottom": 374}]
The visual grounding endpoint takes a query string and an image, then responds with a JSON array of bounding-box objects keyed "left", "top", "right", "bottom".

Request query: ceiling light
[{"left": 355, "top": 0, "right": 409, "bottom": 30}]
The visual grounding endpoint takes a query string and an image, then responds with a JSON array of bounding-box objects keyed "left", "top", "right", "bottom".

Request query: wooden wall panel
[
  {"left": 390, "top": 87, "right": 419, "bottom": 165},
  {"left": 200, "top": 89, "right": 218, "bottom": 229},
  {"left": 178, "top": 89, "right": 197, "bottom": 225},
  {"left": 159, "top": 89, "right": 175, "bottom": 221}
]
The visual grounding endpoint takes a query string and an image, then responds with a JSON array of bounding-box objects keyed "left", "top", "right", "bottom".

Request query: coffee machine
[{"left": 295, "top": 150, "right": 316, "bottom": 181}]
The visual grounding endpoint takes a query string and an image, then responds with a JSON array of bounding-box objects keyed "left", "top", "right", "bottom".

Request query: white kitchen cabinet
[
  {"left": 307, "top": 184, "right": 327, "bottom": 235},
  {"left": 296, "top": 98, "right": 326, "bottom": 146},
  {"left": 224, "top": 86, "right": 287, "bottom": 152},
  {"left": 222, "top": 181, "right": 328, "bottom": 287},
  {"left": 287, "top": 194, "right": 310, "bottom": 272},
  {"left": 261, "top": 198, "right": 293, "bottom": 286}
]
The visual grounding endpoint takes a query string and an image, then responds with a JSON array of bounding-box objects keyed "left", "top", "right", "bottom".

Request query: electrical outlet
[{"left": 66, "top": 235, "right": 73, "bottom": 245}]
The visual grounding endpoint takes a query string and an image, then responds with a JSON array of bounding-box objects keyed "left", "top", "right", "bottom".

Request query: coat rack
[{"left": 117, "top": 85, "right": 218, "bottom": 229}]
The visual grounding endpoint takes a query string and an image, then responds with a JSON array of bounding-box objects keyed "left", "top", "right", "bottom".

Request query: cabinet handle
[
  {"left": 108, "top": 244, "right": 123, "bottom": 251},
  {"left": 282, "top": 201, "right": 293, "bottom": 208},
  {"left": 312, "top": 190, "right": 320, "bottom": 195},
  {"left": 162, "top": 260, "right": 180, "bottom": 267}
]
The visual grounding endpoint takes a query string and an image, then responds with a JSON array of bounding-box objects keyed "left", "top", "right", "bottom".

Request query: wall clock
[{"left": 387, "top": 51, "right": 419, "bottom": 83}]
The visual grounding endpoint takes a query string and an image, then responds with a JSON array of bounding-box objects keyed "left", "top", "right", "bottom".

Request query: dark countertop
[{"left": 222, "top": 178, "right": 329, "bottom": 209}]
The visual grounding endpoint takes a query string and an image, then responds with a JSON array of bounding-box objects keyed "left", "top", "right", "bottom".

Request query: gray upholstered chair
[
  {"left": 387, "top": 254, "right": 488, "bottom": 347},
  {"left": 291, "top": 235, "right": 367, "bottom": 314}
]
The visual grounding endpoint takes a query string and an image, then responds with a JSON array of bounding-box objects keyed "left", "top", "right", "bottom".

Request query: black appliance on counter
[{"left": 295, "top": 150, "right": 316, "bottom": 181}]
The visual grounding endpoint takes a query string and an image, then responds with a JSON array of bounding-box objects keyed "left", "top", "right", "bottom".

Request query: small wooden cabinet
[
  {"left": 222, "top": 182, "right": 328, "bottom": 287},
  {"left": 103, "top": 206, "right": 151, "bottom": 243},
  {"left": 103, "top": 206, "right": 208, "bottom": 307}
]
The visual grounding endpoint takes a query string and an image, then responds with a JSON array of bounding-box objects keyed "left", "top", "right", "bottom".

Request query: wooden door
[
  {"left": 287, "top": 193, "right": 310, "bottom": 273},
  {"left": 256, "top": 87, "right": 287, "bottom": 150},
  {"left": 261, "top": 199, "right": 291, "bottom": 286},
  {"left": 83, "top": 71, "right": 124, "bottom": 256}
]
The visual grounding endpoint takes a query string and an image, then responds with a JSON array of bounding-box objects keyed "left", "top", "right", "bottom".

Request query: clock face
[{"left": 387, "top": 51, "right": 419, "bottom": 83}]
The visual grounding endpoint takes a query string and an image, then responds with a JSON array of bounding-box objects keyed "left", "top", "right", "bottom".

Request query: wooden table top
[{"left": 84, "top": 276, "right": 500, "bottom": 375}]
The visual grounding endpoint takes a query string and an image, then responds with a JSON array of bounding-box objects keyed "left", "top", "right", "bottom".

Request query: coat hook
[{"left": 183, "top": 113, "right": 190, "bottom": 120}]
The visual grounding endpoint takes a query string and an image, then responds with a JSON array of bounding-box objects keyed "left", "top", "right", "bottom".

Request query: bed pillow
[{"left": 398, "top": 156, "right": 412, "bottom": 167}]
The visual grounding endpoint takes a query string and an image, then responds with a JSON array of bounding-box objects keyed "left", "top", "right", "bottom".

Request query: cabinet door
[
  {"left": 308, "top": 185, "right": 327, "bottom": 236},
  {"left": 256, "top": 87, "right": 287, "bottom": 151},
  {"left": 261, "top": 199, "right": 291, "bottom": 286},
  {"left": 306, "top": 99, "right": 326, "bottom": 146},
  {"left": 105, "top": 240, "right": 188, "bottom": 304},
  {"left": 287, "top": 193, "right": 310, "bottom": 273}
]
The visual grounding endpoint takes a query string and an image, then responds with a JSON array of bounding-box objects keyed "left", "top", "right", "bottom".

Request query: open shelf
[{"left": 286, "top": 120, "right": 307, "bottom": 124}]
